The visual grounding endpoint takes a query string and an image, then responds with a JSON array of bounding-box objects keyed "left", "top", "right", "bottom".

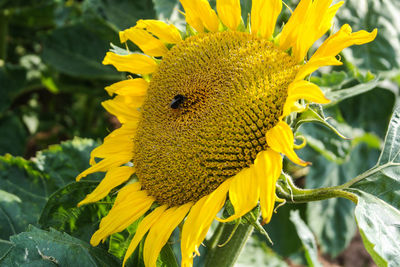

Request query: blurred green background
[{"left": 0, "top": 0, "right": 400, "bottom": 266}]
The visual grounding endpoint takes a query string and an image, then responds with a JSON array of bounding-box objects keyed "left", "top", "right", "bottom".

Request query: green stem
[
  {"left": 205, "top": 223, "right": 253, "bottom": 267},
  {"left": 276, "top": 177, "right": 358, "bottom": 204},
  {"left": 336, "top": 162, "right": 400, "bottom": 189},
  {"left": 277, "top": 161, "right": 400, "bottom": 204},
  {"left": 205, "top": 221, "right": 225, "bottom": 250},
  {"left": 0, "top": 10, "right": 9, "bottom": 61}
]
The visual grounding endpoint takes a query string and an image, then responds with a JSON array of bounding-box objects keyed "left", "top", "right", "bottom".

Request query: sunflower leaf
[
  {"left": 289, "top": 210, "right": 322, "bottom": 267},
  {"left": 324, "top": 77, "right": 380, "bottom": 106},
  {"left": 302, "top": 141, "right": 379, "bottom": 257},
  {"left": 0, "top": 225, "right": 119, "bottom": 266},
  {"left": 41, "top": 17, "right": 123, "bottom": 80},
  {"left": 350, "top": 103, "right": 400, "bottom": 209},
  {"left": 236, "top": 235, "right": 288, "bottom": 267},
  {"left": 82, "top": 0, "right": 155, "bottom": 31},
  {"left": 39, "top": 181, "right": 112, "bottom": 244},
  {"left": 336, "top": 0, "right": 400, "bottom": 73},
  {"left": 351, "top": 190, "right": 400, "bottom": 267},
  {"left": 0, "top": 155, "right": 48, "bottom": 246},
  {"left": 262, "top": 204, "right": 305, "bottom": 257},
  {"left": 33, "top": 137, "right": 101, "bottom": 190}
]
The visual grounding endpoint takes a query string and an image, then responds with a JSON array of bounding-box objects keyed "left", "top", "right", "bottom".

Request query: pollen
[{"left": 133, "top": 31, "right": 299, "bottom": 206}]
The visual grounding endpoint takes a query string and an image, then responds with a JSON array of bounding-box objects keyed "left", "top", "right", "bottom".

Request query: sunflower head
[
  {"left": 76, "top": 0, "right": 377, "bottom": 266},
  {"left": 134, "top": 31, "right": 299, "bottom": 207}
]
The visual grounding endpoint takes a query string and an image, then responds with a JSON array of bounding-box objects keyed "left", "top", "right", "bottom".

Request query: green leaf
[
  {"left": 353, "top": 191, "right": 400, "bottom": 267},
  {"left": 336, "top": 0, "right": 400, "bottom": 72},
  {"left": 289, "top": 210, "right": 322, "bottom": 267},
  {"left": 298, "top": 116, "right": 380, "bottom": 164},
  {"left": 351, "top": 104, "right": 400, "bottom": 209},
  {"left": 294, "top": 107, "right": 347, "bottom": 141},
  {"left": 108, "top": 218, "right": 143, "bottom": 259},
  {"left": 152, "top": 0, "right": 185, "bottom": 30},
  {"left": 304, "top": 143, "right": 379, "bottom": 257},
  {"left": 41, "top": 18, "right": 123, "bottom": 79},
  {"left": 39, "top": 181, "right": 111, "bottom": 243},
  {"left": 325, "top": 77, "right": 380, "bottom": 105},
  {"left": 0, "top": 65, "right": 27, "bottom": 113},
  {"left": 236, "top": 235, "right": 288, "bottom": 267},
  {"left": 158, "top": 244, "right": 179, "bottom": 267},
  {"left": 376, "top": 104, "right": 400, "bottom": 165},
  {"left": 33, "top": 137, "right": 101, "bottom": 189},
  {"left": 310, "top": 70, "right": 381, "bottom": 106},
  {"left": 82, "top": 0, "right": 155, "bottom": 31},
  {"left": 8, "top": 1, "right": 58, "bottom": 29},
  {"left": 0, "top": 112, "right": 28, "bottom": 156},
  {"left": 338, "top": 88, "right": 395, "bottom": 139},
  {"left": 0, "top": 0, "right": 52, "bottom": 9},
  {"left": 0, "top": 226, "right": 119, "bottom": 266},
  {"left": 262, "top": 204, "right": 305, "bottom": 257},
  {"left": 0, "top": 155, "right": 48, "bottom": 242}
]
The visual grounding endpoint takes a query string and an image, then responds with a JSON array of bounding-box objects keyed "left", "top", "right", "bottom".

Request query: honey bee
[{"left": 170, "top": 94, "right": 185, "bottom": 109}]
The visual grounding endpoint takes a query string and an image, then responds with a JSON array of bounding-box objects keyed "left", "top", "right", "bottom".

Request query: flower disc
[{"left": 133, "top": 31, "right": 299, "bottom": 206}]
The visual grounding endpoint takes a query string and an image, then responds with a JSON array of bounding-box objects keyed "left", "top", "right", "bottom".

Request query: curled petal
[
  {"left": 282, "top": 80, "right": 330, "bottom": 118},
  {"left": 312, "top": 24, "right": 378, "bottom": 59},
  {"left": 266, "top": 121, "right": 309, "bottom": 166}
]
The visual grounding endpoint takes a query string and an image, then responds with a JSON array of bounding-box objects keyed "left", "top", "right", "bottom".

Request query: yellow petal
[
  {"left": 295, "top": 56, "right": 342, "bottom": 81},
  {"left": 181, "top": 178, "right": 232, "bottom": 266},
  {"left": 281, "top": 80, "right": 330, "bottom": 118},
  {"left": 105, "top": 78, "right": 148, "bottom": 97},
  {"left": 119, "top": 27, "right": 168, "bottom": 57},
  {"left": 104, "top": 121, "right": 139, "bottom": 142},
  {"left": 217, "top": 167, "right": 259, "bottom": 222},
  {"left": 76, "top": 157, "right": 128, "bottom": 181},
  {"left": 266, "top": 121, "right": 309, "bottom": 166},
  {"left": 90, "top": 184, "right": 154, "bottom": 246},
  {"left": 217, "top": 0, "right": 241, "bottom": 31},
  {"left": 280, "top": 0, "right": 343, "bottom": 62},
  {"left": 251, "top": 0, "right": 282, "bottom": 38},
  {"left": 136, "top": 20, "right": 182, "bottom": 44},
  {"left": 288, "top": 80, "right": 330, "bottom": 104},
  {"left": 123, "top": 205, "right": 168, "bottom": 267},
  {"left": 102, "top": 52, "right": 157, "bottom": 75},
  {"left": 279, "top": 0, "right": 312, "bottom": 51},
  {"left": 143, "top": 203, "right": 192, "bottom": 267},
  {"left": 180, "top": 0, "right": 220, "bottom": 32},
  {"left": 101, "top": 96, "right": 141, "bottom": 124},
  {"left": 312, "top": 24, "right": 378, "bottom": 59},
  {"left": 78, "top": 166, "right": 135, "bottom": 206},
  {"left": 89, "top": 134, "right": 133, "bottom": 164},
  {"left": 293, "top": 1, "right": 344, "bottom": 61},
  {"left": 253, "top": 149, "right": 282, "bottom": 223}
]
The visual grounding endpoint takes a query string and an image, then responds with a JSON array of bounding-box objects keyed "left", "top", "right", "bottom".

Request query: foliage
[{"left": 0, "top": 0, "right": 399, "bottom": 266}]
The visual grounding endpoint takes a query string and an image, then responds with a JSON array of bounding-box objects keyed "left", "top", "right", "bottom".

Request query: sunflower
[{"left": 76, "top": 0, "right": 376, "bottom": 266}]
